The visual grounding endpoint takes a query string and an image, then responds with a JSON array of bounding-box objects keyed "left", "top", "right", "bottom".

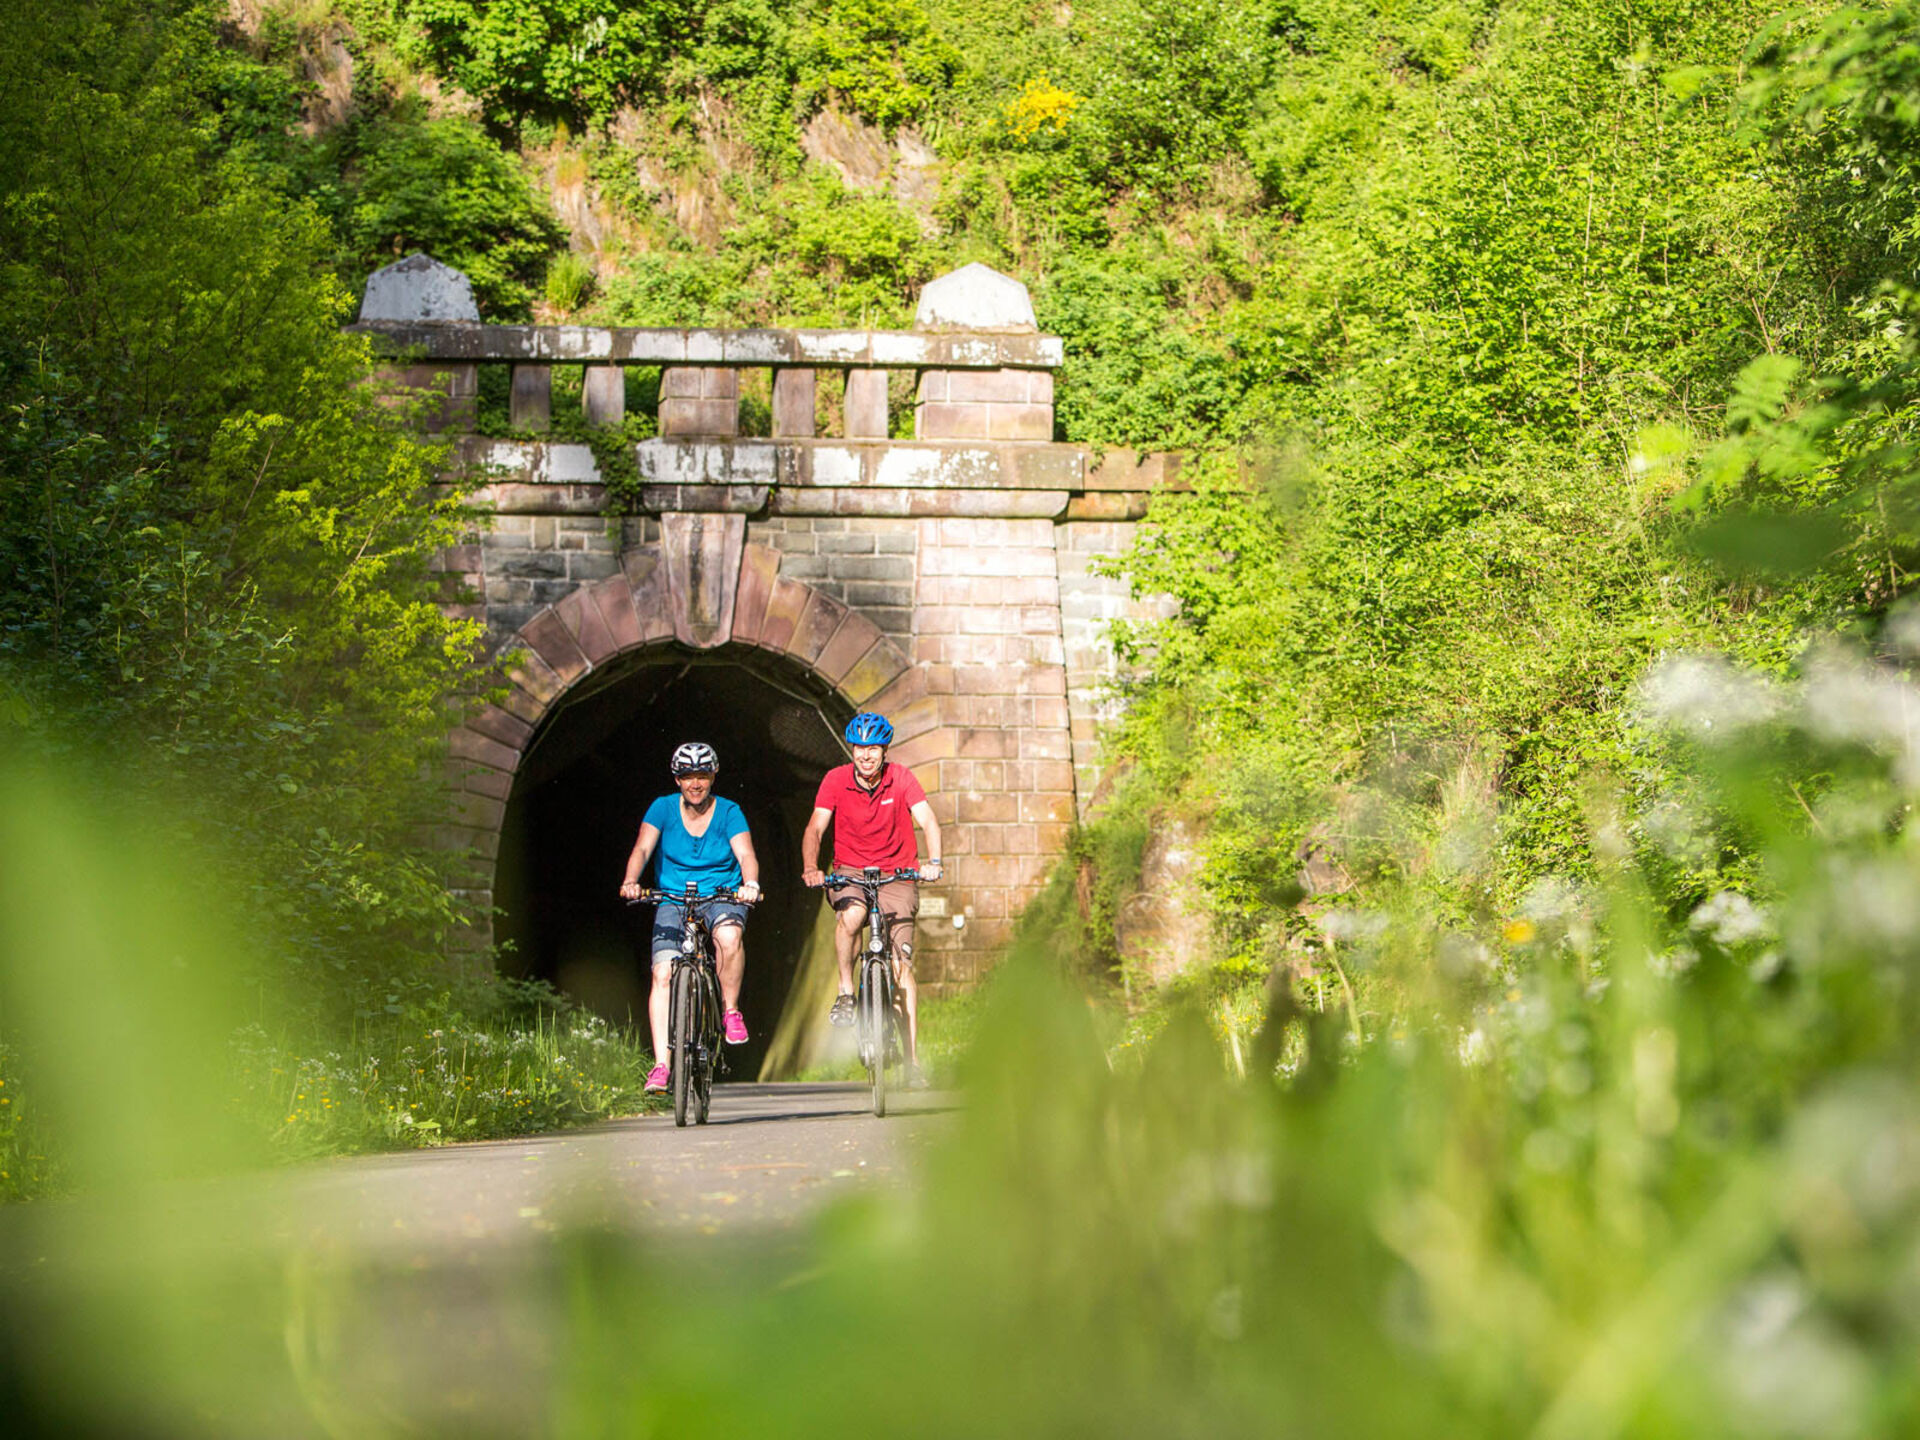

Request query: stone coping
[
  {"left": 350, "top": 322, "right": 1065, "bottom": 369},
  {"left": 451, "top": 437, "right": 1183, "bottom": 493}
]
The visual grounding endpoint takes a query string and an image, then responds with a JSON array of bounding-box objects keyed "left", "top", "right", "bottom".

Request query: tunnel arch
[{"left": 446, "top": 545, "right": 951, "bottom": 1070}]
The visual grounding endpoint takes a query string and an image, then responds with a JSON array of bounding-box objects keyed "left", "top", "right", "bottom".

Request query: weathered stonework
[
  {"left": 747, "top": 517, "right": 919, "bottom": 644},
  {"left": 375, "top": 257, "right": 1182, "bottom": 993}
]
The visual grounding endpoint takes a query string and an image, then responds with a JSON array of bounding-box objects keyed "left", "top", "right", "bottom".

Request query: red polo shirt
[{"left": 814, "top": 762, "right": 927, "bottom": 868}]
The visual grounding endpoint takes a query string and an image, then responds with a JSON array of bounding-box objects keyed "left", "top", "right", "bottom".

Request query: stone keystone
[
  {"left": 662, "top": 512, "right": 748, "bottom": 649},
  {"left": 358, "top": 253, "right": 481, "bottom": 323},
  {"left": 915, "top": 263, "right": 1037, "bottom": 332}
]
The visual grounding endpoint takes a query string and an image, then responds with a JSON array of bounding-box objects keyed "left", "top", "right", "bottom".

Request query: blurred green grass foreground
[{"left": 6, "top": 645, "right": 1920, "bottom": 1439}]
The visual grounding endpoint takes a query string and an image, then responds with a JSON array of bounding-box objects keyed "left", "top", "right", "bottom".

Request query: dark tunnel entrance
[{"left": 493, "top": 645, "right": 852, "bottom": 1077}]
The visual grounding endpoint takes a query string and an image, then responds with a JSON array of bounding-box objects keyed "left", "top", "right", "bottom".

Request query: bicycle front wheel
[
  {"left": 671, "top": 964, "right": 696, "bottom": 1128},
  {"left": 862, "top": 958, "right": 891, "bottom": 1118},
  {"left": 694, "top": 970, "right": 716, "bottom": 1125}
]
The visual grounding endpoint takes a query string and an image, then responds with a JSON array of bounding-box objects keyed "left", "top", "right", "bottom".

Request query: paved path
[
  {"left": 6, "top": 1082, "right": 959, "bottom": 1275},
  {"left": 277, "top": 1081, "right": 957, "bottom": 1252},
  {"left": 2, "top": 1084, "right": 960, "bottom": 1435}
]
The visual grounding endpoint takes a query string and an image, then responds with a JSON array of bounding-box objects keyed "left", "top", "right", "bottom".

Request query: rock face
[
  {"left": 799, "top": 108, "right": 941, "bottom": 232},
  {"left": 358, "top": 254, "right": 480, "bottom": 323},
  {"left": 1113, "top": 813, "right": 1207, "bottom": 988}
]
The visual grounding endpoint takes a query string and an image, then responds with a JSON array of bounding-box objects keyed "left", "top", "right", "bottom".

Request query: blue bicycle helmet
[{"left": 844, "top": 712, "right": 894, "bottom": 746}]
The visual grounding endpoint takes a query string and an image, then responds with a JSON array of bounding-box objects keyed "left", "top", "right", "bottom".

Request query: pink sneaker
[
  {"left": 723, "top": 1009, "right": 749, "bottom": 1045},
  {"left": 644, "top": 1063, "right": 669, "bottom": 1092}
]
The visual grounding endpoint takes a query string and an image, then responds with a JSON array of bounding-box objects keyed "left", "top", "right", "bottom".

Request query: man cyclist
[
  {"left": 800, "top": 712, "right": 943, "bottom": 1079},
  {"left": 619, "top": 741, "right": 761, "bottom": 1093}
]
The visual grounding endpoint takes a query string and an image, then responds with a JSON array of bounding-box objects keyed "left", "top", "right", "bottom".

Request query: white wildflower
[
  {"left": 1800, "top": 646, "right": 1920, "bottom": 779},
  {"left": 1635, "top": 654, "right": 1784, "bottom": 739},
  {"left": 1319, "top": 908, "right": 1387, "bottom": 944},
  {"left": 1689, "top": 891, "right": 1773, "bottom": 947},
  {"left": 1882, "top": 598, "right": 1920, "bottom": 659},
  {"left": 1639, "top": 797, "right": 1714, "bottom": 864},
  {"left": 1786, "top": 855, "right": 1920, "bottom": 961},
  {"left": 1648, "top": 943, "right": 1701, "bottom": 978}
]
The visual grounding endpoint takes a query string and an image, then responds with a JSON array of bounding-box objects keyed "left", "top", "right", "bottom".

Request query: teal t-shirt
[{"left": 644, "top": 795, "right": 748, "bottom": 896}]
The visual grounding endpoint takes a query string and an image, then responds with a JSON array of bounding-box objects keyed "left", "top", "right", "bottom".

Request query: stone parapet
[{"left": 637, "top": 437, "right": 1087, "bottom": 492}]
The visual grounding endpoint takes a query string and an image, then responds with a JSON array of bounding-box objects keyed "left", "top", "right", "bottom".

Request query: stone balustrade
[
  {"left": 350, "top": 254, "right": 1182, "bottom": 527},
  {"left": 350, "top": 254, "right": 1074, "bottom": 460}
]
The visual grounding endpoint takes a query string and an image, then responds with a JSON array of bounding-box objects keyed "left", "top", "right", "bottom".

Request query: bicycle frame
[
  {"left": 630, "top": 883, "right": 748, "bottom": 1127},
  {"left": 822, "top": 867, "right": 920, "bottom": 1117}
]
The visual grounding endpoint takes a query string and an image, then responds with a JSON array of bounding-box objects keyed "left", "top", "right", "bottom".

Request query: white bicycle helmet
[{"left": 669, "top": 741, "right": 719, "bottom": 775}]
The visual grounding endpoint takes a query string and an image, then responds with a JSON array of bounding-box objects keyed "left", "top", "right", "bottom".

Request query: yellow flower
[
  {"left": 1503, "top": 919, "right": 1537, "bottom": 944},
  {"left": 1005, "top": 75, "right": 1082, "bottom": 140}
]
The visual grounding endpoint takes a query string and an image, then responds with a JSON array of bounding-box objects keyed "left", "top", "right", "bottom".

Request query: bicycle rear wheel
[
  {"left": 671, "top": 964, "right": 696, "bottom": 1128},
  {"left": 862, "top": 958, "right": 891, "bottom": 1118}
]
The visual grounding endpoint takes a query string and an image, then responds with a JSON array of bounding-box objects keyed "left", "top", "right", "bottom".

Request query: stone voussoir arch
[{"left": 440, "top": 536, "right": 950, "bottom": 936}]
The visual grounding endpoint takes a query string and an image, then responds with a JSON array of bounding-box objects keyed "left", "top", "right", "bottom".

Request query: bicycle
[
  {"left": 821, "top": 866, "right": 922, "bottom": 1118},
  {"left": 628, "top": 884, "right": 752, "bottom": 1127}
]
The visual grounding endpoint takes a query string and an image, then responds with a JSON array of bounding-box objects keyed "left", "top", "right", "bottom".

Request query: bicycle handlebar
[
  {"left": 623, "top": 885, "right": 759, "bottom": 906},
  {"left": 820, "top": 867, "right": 924, "bottom": 888}
]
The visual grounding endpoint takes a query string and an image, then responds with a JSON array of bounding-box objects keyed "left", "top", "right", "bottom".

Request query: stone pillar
[
  {"left": 772, "top": 368, "right": 817, "bottom": 437},
  {"left": 358, "top": 253, "right": 481, "bottom": 432},
  {"left": 916, "top": 369, "right": 1054, "bottom": 440},
  {"left": 659, "top": 367, "right": 739, "bottom": 436},
  {"left": 582, "top": 365, "right": 625, "bottom": 427},
  {"left": 900, "top": 516, "right": 1076, "bottom": 990},
  {"left": 844, "top": 369, "right": 889, "bottom": 439},
  {"left": 510, "top": 365, "right": 551, "bottom": 430},
  {"left": 911, "top": 263, "right": 1054, "bottom": 443}
]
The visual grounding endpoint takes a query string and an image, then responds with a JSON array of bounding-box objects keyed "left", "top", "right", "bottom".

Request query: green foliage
[
  {"left": 232, "top": 1004, "right": 658, "bottom": 1158},
  {"left": 593, "top": 171, "right": 936, "bottom": 326},
  {"left": 798, "top": 0, "right": 961, "bottom": 130},
  {"left": 1035, "top": 253, "right": 1240, "bottom": 447},
  {"left": 544, "top": 248, "right": 595, "bottom": 311},
  {"left": 405, "top": 0, "right": 697, "bottom": 122},
  {"left": 0, "top": 1041, "right": 63, "bottom": 1203},
  {"left": 0, "top": 0, "right": 491, "bottom": 1021},
  {"left": 343, "top": 117, "right": 566, "bottom": 316},
  {"left": 1049, "top": 0, "right": 1920, "bottom": 978},
  {"left": 1062, "top": 0, "right": 1276, "bottom": 192}
]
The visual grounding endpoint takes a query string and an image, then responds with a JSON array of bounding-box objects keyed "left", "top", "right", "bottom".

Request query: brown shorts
[{"left": 827, "top": 876, "right": 918, "bottom": 921}]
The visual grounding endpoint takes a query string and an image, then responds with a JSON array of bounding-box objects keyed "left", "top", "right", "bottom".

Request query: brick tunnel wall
[{"left": 446, "top": 509, "right": 1158, "bottom": 993}]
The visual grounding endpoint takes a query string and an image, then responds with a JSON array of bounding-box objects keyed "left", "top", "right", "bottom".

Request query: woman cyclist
[{"left": 619, "top": 741, "right": 761, "bottom": 1093}]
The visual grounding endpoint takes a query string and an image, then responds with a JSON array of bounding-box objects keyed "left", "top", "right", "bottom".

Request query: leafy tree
[
  {"left": 0, "top": 0, "right": 488, "bottom": 1007},
  {"left": 797, "top": 0, "right": 961, "bottom": 131},
  {"left": 406, "top": 0, "right": 698, "bottom": 122},
  {"left": 343, "top": 117, "right": 566, "bottom": 316}
]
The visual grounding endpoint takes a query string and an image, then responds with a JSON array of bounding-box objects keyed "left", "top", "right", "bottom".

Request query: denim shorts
[{"left": 650, "top": 899, "right": 749, "bottom": 966}]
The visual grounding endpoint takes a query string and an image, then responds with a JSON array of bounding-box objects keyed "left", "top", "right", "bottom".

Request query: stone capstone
[
  {"left": 915, "top": 263, "right": 1037, "bottom": 333},
  {"left": 358, "top": 253, "right": 481, "bottom": 323}
]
